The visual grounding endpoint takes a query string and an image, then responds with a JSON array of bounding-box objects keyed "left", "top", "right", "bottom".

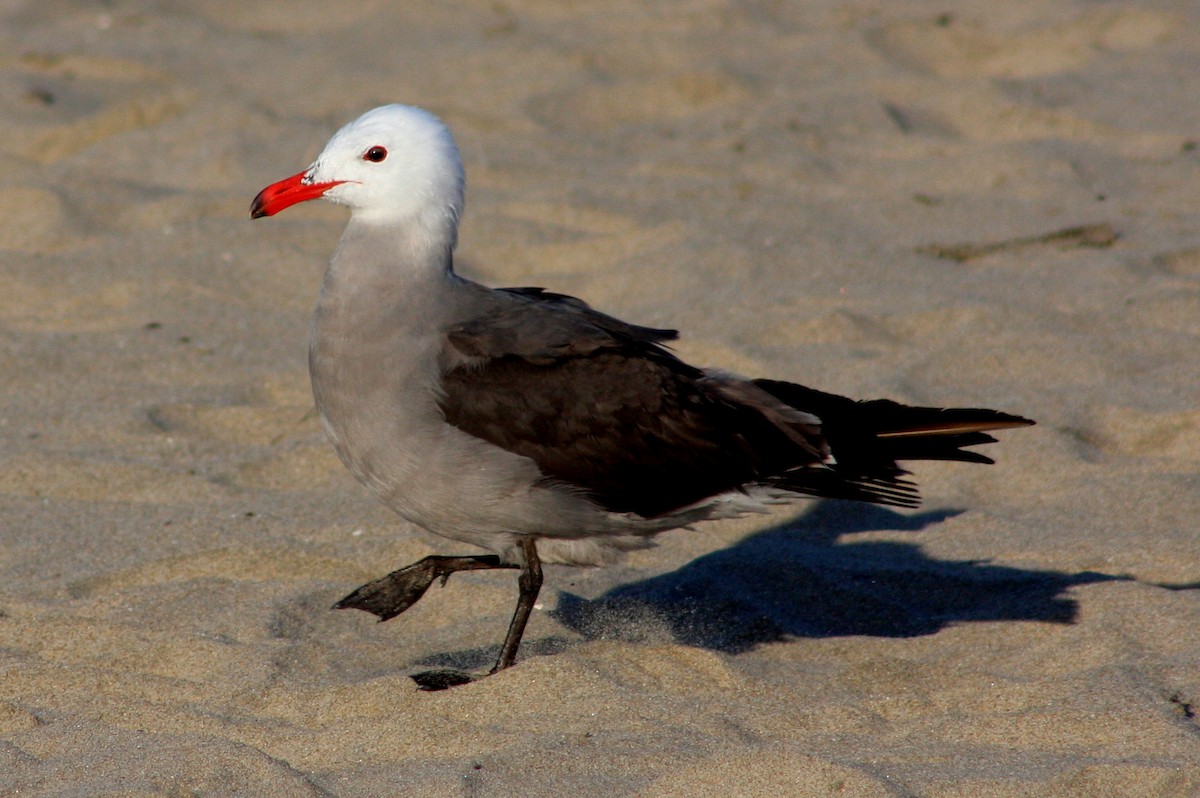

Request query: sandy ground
[{"left": 2, "top": 0, "right": 1200, "bottom": 795}]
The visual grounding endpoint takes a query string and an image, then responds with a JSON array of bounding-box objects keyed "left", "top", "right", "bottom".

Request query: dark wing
[
  {"left": 438, "top": 288, "right": 828, "bottom": 517},
  {"left": 439, "top": 287, "right": 1034, "bottom": 517},
  {"left": 444, "top": 286, "right": 679, "bottom": 364}
]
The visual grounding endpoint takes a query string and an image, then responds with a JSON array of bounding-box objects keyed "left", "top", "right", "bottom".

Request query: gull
[{"left": 250, "top": 104, "right": 1033, "bottom": 689}]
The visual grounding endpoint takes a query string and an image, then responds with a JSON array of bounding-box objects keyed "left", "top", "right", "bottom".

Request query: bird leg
[
  {"left": 333, "top": 554, "right": 516, "bottom": 621},
  {"left": 333, "top": 542, "right": 544, "bottom": 691},
  {"left": 490, "top": 537, "right": 543, "bottom": 675}
]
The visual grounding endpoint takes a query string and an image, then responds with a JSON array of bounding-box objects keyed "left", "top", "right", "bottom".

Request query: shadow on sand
[{"left": 551, "top": 500, "right": 1126, "bottom": 654}]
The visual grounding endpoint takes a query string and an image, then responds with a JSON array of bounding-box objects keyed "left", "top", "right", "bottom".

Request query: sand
[{"left": 2, "top": 0, "right": 1199, "bottom": 795}]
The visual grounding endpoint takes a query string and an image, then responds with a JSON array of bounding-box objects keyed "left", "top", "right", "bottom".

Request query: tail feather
[
  {"left": 766, "top": 468, "right": 922, "bottom": 509},
  {"left": 752, "top": 379, "right": 1033, "bottom": 507}
]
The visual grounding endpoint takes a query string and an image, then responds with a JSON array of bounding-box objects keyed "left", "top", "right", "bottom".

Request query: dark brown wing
[
  {"left": 445, "top": 286, "right": 679, "bottom": 363},
  {"left": 438, "top": 287, "right": 1034, "bottom": 517},
  {"left": 438, "top": 289, "right": 827, "bottom": 517}
]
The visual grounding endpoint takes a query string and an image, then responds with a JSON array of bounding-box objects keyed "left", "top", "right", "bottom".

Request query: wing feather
[{"left": 436, "top": 288, "right": 1033, "bottom": 518}]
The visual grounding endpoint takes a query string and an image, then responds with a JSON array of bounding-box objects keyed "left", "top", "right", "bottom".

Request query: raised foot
[
  {"left": 332, "top": 554, "right": 508, "bottom": 622},
  {"left": 332, "top": 559, "right": 444, "bottom": 621},
  {"left": 411, "top": 669, "right": 476, "bottom": 691}
]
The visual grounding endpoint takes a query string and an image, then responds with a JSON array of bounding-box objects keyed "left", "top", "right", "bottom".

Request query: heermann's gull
[{"left": 250, "top": 104, "right": 1033, "bottom": 690}]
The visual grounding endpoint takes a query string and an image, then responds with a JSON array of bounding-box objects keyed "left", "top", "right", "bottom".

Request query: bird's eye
[{"left": 363, "top": 146, "right": 388, "bottom": 163}]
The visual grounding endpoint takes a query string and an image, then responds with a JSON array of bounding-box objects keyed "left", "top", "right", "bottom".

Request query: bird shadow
[{"left": 550, "top": 500, "right": 1128, "bottom": 654}]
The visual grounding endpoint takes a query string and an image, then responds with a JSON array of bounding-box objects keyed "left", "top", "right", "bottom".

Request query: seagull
[{"left": 250, "top": 104, "right": 1033, "bottom": 690}]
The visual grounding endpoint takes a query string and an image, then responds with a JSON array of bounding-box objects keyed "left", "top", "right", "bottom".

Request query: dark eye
[{"left": 363, "top": 146, "right": 388, "bottom": 162}]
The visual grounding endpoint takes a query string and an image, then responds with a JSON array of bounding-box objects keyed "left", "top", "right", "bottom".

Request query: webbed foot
[
  {"left": 332, "top": 554, "right": 511, "bottom": 621},
  {"left": 410, "top": 669, "right": 476, "bottom": 691}
]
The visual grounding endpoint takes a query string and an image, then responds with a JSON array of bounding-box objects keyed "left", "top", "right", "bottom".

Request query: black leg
[
  {"left": 490, "top": 537, "right": 543, "bottom": 674},
  {"left": 333, "top": 554, "right": 516, "bottom": 621},
  {"left": 333, "top": 543, "right": 543, "bottom": 691}
]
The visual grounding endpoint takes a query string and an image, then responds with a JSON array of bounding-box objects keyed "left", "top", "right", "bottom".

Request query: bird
[{"left": 250, "top": 104, "right": 1033, "bottom": 690}]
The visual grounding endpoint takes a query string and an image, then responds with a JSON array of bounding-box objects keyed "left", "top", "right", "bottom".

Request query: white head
[{"left": 251, "top": 104, "right": 466, "bottom": 245}]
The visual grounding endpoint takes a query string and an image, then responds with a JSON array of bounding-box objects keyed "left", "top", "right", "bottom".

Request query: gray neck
[
  {"left": 307, "top": 218, "right": 458, "bottom": 489},
  {"left": 328, "top": 216, "right": 454, "bottom": 287}
]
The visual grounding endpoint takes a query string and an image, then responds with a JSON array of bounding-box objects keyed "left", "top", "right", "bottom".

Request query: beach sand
[{"left": 2, "top": 0, "right": 1199, "bottom": 795}]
